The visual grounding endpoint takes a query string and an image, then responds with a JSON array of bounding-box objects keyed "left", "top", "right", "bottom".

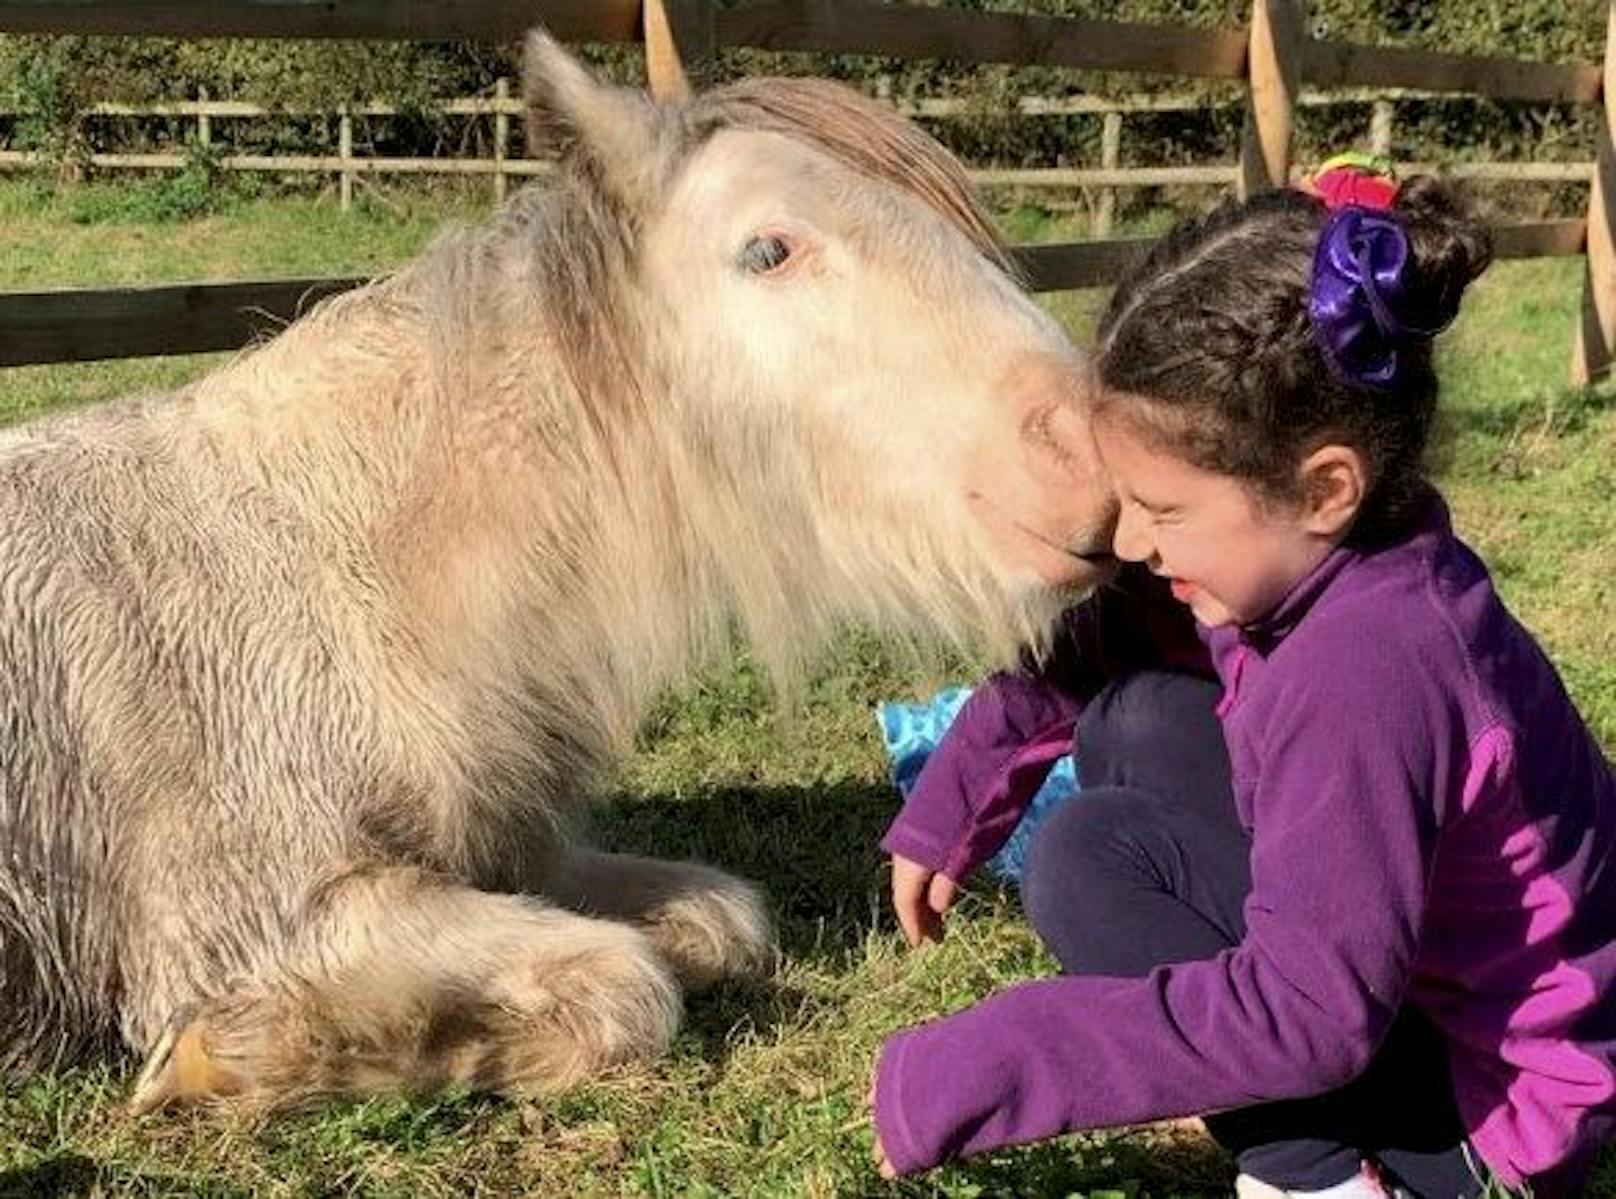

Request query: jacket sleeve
[
  {"left": 881, "top": 566, "right": 1210, "bottom": 881},
  {"left": 878, "top": 669, "right": 1083, "bottom": 880},
  {"left": 873, "top": 624, "right": 1458, "bottom": 1174}
]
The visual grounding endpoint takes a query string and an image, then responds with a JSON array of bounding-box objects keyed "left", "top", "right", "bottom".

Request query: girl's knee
[
  {"left": 1077, "top": 670, "right": 1223, "bottom": 786},
  {"left": 1021, "top": 790, "right": 1142, "bottom": 940},
  {"left": 1080, "top": 671, "right": 1219, "bottom": 748}
]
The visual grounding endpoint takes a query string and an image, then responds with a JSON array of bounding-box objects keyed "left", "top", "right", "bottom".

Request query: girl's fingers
[
  {"left": 891, "top": 857, "right": 941, "bottom": 946},
  {"left": 874, "top": 1134, "right": 898, "bottom": 1180},
  {"left": 898, "top": 890, "right": 941, "bottom": 945},
  {"left": 896, "top": 900, "right": 923, "bottom": 947},
  {"left": 891, "top": 871, "right": 926, "bottom": 946},
  {"left": 891, "top": 855, "right": 960, "bottom": 944},
  {"left": 915, "top": 901, "right": 943, "bottom": 943}
]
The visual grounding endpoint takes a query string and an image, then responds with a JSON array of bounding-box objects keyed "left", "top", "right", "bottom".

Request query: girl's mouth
[{"left": 1169, "top": 579, "right": 1197, "bottom": 603}]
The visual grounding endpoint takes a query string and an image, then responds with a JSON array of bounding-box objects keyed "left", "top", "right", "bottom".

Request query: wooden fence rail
[
  {"left": 0, "top": 216, "right": 1587, "bottom": 369},
  {"left": 0, "top": 87, "right": 1593, "bottom": 235},
  {"left": 0, "top": 0, "right": 1612, "bottom": 381}
]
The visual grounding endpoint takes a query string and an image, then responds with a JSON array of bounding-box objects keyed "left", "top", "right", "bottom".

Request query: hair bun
[{"left": 1392, "top": 175, "right": 1493, "bottom": 325}]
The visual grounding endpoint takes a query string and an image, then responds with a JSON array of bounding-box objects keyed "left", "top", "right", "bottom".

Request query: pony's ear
[{"left": 522, "top": 31, "right": 674, "bottom": 215}]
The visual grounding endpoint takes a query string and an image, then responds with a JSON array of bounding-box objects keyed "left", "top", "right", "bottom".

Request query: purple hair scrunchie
[{"left": 1309, "top": 206, "right": 1455, "bottom": 389}]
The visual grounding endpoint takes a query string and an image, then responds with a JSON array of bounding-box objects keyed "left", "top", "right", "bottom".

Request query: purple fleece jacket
[{"left": 875, "top": 495, "right": 1616, "bottom": 1190}]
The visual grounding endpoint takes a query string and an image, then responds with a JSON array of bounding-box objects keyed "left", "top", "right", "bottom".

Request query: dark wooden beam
[
  {"left": 1305, "top": 39, "right": 1599, "bottom": 104},
  {"left": 716, "top": 1, "right": 1250, "bottom": 78},
  {"left": 1015, "top": 239, "right": 1158, "bottom": 292},
  {"left": 0, "top": 277, "right": 368, "bottom": 366},
  {"left": 1492, "top": 220, "right": 1587, "bottom": 260},
  {"left": 0, "top": 0, "right": 642, "bottom": 42},
  {"left": 0, "top": 222, "right": 1589, "bottom": 366}
]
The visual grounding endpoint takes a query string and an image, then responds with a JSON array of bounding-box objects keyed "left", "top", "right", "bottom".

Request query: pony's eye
[{"left": 739, "top": 235, "right": 794, "bottom": 275}]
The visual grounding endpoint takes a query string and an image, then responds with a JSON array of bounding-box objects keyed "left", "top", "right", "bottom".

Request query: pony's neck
[
  {"left": 188, "top": 279, "right": 434, "bottom": 490},
  {"left": 356, "top": 229, "right": 734, "bottom": 751}
]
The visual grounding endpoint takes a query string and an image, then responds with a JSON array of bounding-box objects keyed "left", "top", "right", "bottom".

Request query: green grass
[{"left": 0, "top": 180, "right": 1612, "bottom": 1197}]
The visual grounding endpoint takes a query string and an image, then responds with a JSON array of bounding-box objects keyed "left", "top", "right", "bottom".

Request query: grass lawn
[{"left": 0, "top": 177, "right": 1612, "bottom": 1198}]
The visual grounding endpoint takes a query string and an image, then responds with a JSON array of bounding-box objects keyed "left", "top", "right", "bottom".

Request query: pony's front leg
[
  {"left": 542, "top": 848, "right": 774, "bottom": 989},
  {"left": 128, "top": 864, "right": 681, "bottom": 1112}
]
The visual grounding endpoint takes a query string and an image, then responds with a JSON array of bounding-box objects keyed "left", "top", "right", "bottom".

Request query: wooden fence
[
  {"left": 0, "top": 0, "right": 1611, "bottom": 384},
  {"left": 0, "top": 87, "right": 1597, "bottom": 237}
]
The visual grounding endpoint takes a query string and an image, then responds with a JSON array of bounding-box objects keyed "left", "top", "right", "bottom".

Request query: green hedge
[{"left": 0, "top": 0, "right": 1606, "bottom": 220}]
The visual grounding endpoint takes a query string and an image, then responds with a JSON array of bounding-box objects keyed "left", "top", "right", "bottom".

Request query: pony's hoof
[{"left": 128, "top": 1010, "right": 241, "bottom": 1114}]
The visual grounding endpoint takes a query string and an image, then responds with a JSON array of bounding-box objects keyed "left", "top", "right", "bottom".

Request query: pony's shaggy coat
[{"left": 0, "top": 36, "right": 1114, "bottom": 1107}]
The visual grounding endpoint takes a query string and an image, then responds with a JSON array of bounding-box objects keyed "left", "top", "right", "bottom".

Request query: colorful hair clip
[
  {"left": 1303, "top": 154, "right": 1457, "bottom": 388},
  {"left": 1306, "top": 151, "right": 1400, "bottom": 212}
]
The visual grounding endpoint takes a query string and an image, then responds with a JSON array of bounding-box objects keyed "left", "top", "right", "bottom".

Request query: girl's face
[{"left": 1093, "top": 413, "right": 1340, "bottom": 628}]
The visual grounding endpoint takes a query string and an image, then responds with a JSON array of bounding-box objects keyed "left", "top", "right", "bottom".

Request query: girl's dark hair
[{"left": 1094, "top": 176, "right": 1492, "bottom": 540}]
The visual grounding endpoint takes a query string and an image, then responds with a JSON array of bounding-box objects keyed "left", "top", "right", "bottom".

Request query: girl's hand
[
  {"left": 890, "top": 853, "right": 960, "bottom": 947},
  {"left": 870, "top": 1075, "right": 899, "bottom": 1180},
  {"left": 874, "top": 1133, "right": 897, "bottom": 1180}
]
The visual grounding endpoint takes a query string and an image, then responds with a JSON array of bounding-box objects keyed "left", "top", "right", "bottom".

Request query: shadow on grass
[
  {"left": 1441, "top": 382, "right": 1615, "bottom": 441},
  {"left": 591, "top": 777, "right": 904, "bottom": 967},
  {"left": 589, "top": 777, "right": 914, "bottom": 1067},
  {"left": 867, "top": 1129, "right": 1234, "bottom": 1199},
  {"left": 0, "top": 1153, "right": 251, "bottom": 1198},
  {"left": 0, "top": 1156, "right": 98, "bottom": 1199}
]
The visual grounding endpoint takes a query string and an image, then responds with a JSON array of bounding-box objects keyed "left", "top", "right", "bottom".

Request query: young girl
[{"left": 871, "top": 165, "right": 1616, "bottom": 1198}]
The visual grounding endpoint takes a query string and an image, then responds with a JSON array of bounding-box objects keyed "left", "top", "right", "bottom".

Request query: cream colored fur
[{"left": 0, "top": 34, "right": 1115, "bottom": 1109}]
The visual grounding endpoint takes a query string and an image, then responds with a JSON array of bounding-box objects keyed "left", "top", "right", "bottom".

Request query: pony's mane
[
  {"left": 367, "top": 74, "right": 1012, "bottom": 448},
  {"left": 691, "top": 77, "right": 1012, "bottom": 276}
]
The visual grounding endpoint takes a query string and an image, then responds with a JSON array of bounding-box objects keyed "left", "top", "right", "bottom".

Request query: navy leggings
[{"left": 1020, "top": 671, "right": 1485, "bottom": 1198}]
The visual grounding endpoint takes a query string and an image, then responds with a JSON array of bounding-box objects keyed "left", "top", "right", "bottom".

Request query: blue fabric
[{"left": 876, "top": 687, "right": 1079, "bottom": 884}]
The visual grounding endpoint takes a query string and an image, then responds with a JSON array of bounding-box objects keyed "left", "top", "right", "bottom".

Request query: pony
[{"left": 0, "top": 32, "right": 1117, "bottom": 1109}]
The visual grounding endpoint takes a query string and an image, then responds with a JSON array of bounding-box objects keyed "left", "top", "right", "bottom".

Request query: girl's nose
[{"left": 1112, "top": 502, "right": 1153, "bottom": 564}]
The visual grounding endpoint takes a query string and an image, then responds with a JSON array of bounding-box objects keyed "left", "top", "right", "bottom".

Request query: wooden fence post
[
  {"left": 1096, "top": 109, "right": 1122, "bottom": 237},
  {"left": 1572, "top": 0, "right": 1616, "bottom": 385},
  {"left": 1370, "top": 97, "right": 1393, "bottom": 157},
  {"left": 197, "top": 85, "right": 211, "bottom": 151},
  {"left": 645, "top": 0, "right": 716, "bottom": 97},
  {"left": 1238, "top": 0, "right": 1307, "bottom": 198},
  {"left": 338, "top": 103, "right": 354, "bottom": 212},
  {"left": 493, "top": 76, "right": 509, "bottom": 206}
]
